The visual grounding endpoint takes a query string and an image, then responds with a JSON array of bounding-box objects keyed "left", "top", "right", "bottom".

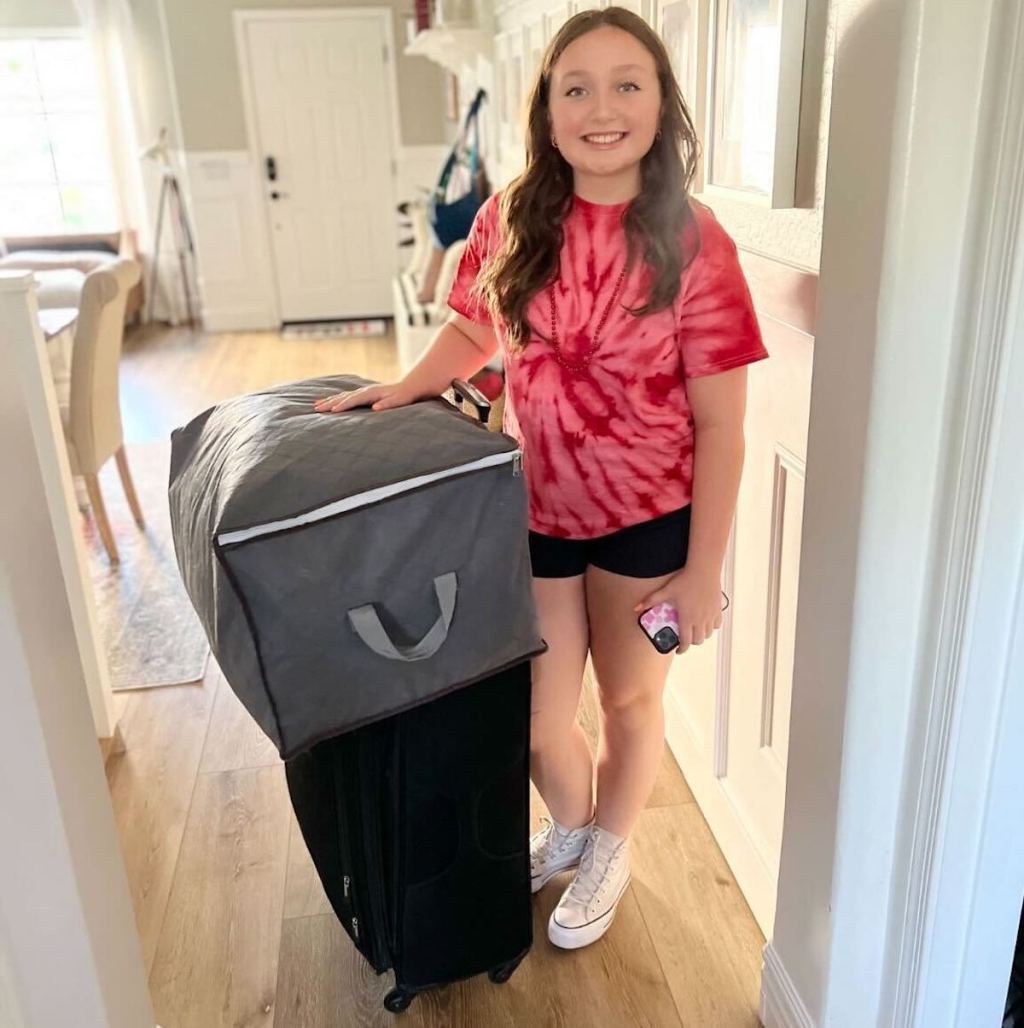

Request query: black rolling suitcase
[{"left": 286, "top": 661, "right": 533, "bottom": 1013}]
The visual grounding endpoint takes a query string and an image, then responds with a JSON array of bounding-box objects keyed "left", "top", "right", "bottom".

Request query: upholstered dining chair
[{"left": 61, "top": 258, "right": 144, "bottom": 564}]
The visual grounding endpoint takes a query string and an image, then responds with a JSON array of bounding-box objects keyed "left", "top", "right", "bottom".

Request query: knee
[
  {"left": 530, "top": 704, "right": 574, "bottom": 756},
  {"left": 598, "top": 685, "right": 663, "bottom": 731}
]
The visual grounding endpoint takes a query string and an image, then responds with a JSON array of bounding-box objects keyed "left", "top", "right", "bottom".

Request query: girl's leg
[
  {"left": 415, "top": 246, "right": 446, "bottom": 304},
  {"left": 585, "top": 567, "right": 676, "bottom": 839},
  {"left": 530, "top": 575, "right": 594, "bottom": 829}
]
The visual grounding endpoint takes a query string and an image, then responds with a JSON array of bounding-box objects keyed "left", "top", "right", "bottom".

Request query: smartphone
[{"left": 638, "top": 603, "right": 680, "bottom": 654}]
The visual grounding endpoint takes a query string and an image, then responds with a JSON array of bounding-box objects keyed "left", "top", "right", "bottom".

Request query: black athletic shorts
[{"left": 529, "top": 506, "right": 691, "bottom": 579}]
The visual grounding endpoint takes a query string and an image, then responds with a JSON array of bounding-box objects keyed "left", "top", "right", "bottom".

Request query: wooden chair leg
[
  {"left": 115, "top": 445, "right": 145, "bottom": 529},
  {"left": 84, "top": 473, "right": 119, "bottom": 565}
]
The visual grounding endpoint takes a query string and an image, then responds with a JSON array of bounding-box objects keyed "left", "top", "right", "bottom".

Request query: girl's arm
[
  {"left": 316, "top": 314, "right": 499, "bottom": 413},
  {"left": 636, "top": 366, "right": 749, "bottom": 652}
]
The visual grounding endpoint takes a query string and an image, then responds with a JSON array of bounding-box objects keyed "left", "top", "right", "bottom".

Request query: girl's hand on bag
[
  {"left": 635, "top": 566, "right": 725, "bottom": 654},
  {"left": 314, "top": 382, "right": 416, "bottom": 414}
]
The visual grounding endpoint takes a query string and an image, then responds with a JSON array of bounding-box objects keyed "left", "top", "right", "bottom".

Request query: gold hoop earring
[
  {"left": 551, "top": 136, "right": 559, "bottom": 149},
  {"left": 656, "top": 129, "right": 662, "bottom": 140}
]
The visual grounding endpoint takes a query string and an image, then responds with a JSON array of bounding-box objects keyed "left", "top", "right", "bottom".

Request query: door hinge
[{"left": 382, "top": 43, "right": 389, "bottom": 62}]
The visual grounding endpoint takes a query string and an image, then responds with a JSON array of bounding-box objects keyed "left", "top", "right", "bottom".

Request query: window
[{"left": 0, "top": 36, "right": 117, "bottom": 236}]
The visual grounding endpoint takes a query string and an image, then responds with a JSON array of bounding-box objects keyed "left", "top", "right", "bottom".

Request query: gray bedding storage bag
[{"left": 168, "top": 374, "right": 543, "bottom": 759}]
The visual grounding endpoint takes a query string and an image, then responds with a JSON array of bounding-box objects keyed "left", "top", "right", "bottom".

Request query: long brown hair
[{"left": 475, "top": 7, "right": 700, "bottom": 349}]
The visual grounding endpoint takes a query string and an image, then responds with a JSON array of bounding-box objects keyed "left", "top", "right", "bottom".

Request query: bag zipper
[{"left": 217, "top": 449, "right": 522, "bottom": 547}]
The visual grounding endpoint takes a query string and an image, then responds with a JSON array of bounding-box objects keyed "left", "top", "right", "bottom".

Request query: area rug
[{"left": 82, "top": 441, "right": 209, "bottom": 691}]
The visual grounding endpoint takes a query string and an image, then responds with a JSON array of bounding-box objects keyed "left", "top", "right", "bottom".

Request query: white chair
[{"left": 62, "top": 258, "right": 144, "bottom": 564}]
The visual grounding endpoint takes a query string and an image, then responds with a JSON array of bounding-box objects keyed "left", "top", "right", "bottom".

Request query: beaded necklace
[{"left": 546, "top": 260, "right": 628, "bottom": 373}]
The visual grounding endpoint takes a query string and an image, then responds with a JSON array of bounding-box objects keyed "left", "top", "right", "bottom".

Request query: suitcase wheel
[
  {"left": 384, "top": 987, "right": 415, "bottom": 1014},
  {"left": 487, "top": 955, "right": 524, "bottom": 985}
]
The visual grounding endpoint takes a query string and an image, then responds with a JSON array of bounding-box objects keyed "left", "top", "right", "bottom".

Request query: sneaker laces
[
  {"left": 564, "top": 833, "right": 626, "bottom": 909},
  {"left": 530, "top": 817, "right": 563, "bottom": 869},
  {"left": 530, "top": 815, "right": 590, "bottom": 870}
]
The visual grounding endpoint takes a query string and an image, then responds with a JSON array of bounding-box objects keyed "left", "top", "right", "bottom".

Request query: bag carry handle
[
  {"left": 435, "top": 89, "right": 486, "bottom": 193},
  {"left": 347, "top": 572, "right": 457, "bottom": 662}
]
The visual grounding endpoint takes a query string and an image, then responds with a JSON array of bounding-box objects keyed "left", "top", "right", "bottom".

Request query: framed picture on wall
[
  {"left": 543, "top": 5, "right": 573, "bottom": 45},
  {"left": 510, "top": 53, "right": 523, "bottom": 125},
  {"left": 658, "top": 0, "right": 707, "bottom": 192},
  {"left": 704, "top": 0, "right": 806, "bottom": 207},
  {"left": 525, "top": 20, "right": 544, "bottom": 86},
  {"left": 495, "top": 32, "right": 510, "bottom": 126},
  {"left": 445, "top": 71, "right": 460, "bottom": 122},
  {"left": 660, "top": 0, "right": 700, "bottom": 107}
]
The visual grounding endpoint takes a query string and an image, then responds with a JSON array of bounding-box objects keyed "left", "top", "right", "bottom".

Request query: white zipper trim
[{"left": 217, "top": 449, "right": 521, "bottom": 547}]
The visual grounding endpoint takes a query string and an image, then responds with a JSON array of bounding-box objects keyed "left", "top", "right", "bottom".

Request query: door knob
[{"left": 270, "top": 190, "right": 289, "bottom": 200}]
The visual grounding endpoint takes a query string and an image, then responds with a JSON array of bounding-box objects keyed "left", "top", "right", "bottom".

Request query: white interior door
[
  {"left": 243, "top": 16, "right": 396, "bottom": 322},
  {"left": 664, "top": 285, "right": 813, "bottom": 937}
]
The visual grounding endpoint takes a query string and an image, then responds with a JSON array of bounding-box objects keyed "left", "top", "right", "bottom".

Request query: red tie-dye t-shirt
[{"left": 447, "top": 192, "right": 768, "bottom": 539}]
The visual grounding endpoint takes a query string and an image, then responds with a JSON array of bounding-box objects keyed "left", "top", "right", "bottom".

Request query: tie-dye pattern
[{"left": 447, "top": 193, "right": 768, "bottom": 539}]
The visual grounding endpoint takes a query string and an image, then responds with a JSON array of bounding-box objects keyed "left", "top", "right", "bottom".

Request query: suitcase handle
[
  {"left": 347, "top": 572, "right": 457, "bottom": 662},
  {"left": 451, "top": 378, "right": 491, "bottom": 424}
]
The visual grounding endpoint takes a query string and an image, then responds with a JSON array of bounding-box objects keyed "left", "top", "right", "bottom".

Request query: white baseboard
[
  {"left": 761, "top": 944, "right": 816, "bottom": 1028},
  {"left": 200, "top": 307, "right": 277, "bottom": 333}
]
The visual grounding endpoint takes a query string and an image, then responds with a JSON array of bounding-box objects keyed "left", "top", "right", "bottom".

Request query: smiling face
[{"left": 547, "top": 25, "right": 663, "bottom": 202}]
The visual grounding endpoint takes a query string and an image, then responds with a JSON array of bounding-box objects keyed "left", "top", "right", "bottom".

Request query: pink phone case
[{"left": 638, "top": 603, "right": 680, "bottom": 654}]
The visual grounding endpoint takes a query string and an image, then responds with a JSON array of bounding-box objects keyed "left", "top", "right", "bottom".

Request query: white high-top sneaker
[
  {"left": 547, "top": 825, "right": 630, "bottom": 949},
  {"left": 529, "top": 815, "right": 593, "bottom": 894}
]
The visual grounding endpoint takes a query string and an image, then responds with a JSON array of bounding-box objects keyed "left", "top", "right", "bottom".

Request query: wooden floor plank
[
  {"left": 148, "top": 765, "right": 291, "bottom": 1028},
  {"left": 283, "top": 809, "right": 334, "bottom": 921},
  {"left": 422, "top": 883, "right": 684, "bottom": 1028},
  {"left": 105, "top": 672, "right": 218, "bottom": 975},
  {"left": 274, "top": 915, "right": 396, "bottom": 1028},
  {"left": 200, "top": 663, "right": 282, "bottom": 774},
  {"left": 274, "top": 889, "right": 680, "bottom": 1028},
  {"left": 629, "top": 804, "right": 765, "bottom": 1028}
]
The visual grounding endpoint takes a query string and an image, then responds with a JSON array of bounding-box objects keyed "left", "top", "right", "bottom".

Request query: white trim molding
[
  {"left": 761, "top": 944, "right": 815, "bottom": 1028},
  {"left": 0, "top": 273, "right": 115, "bottom": 740},
  {"left": 0, "top": 272, "right": 152, "bottom": 1026},
  {"left": 770, "top": 0, "right": 1024, "bottom": 1023},
  {"left": 883, "top": 0, "right": 1024, "bottom": 1022}
]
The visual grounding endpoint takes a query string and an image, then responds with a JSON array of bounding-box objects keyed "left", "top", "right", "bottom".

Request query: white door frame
[
  {"left": 233, "top": 7, "right": 402, "bottom": 326},
  {"left": 763, "top": 0, "right": 1024, "bottom": 1025}
]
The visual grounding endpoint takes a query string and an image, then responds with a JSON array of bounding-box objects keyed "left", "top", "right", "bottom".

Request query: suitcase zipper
[
  {"left": 217, "top": 449, "right": 522, "bottom": 546},
  {"left": 360, "top": 728, "right": 394, "bottom": 970},
  {"left": 335, "top": 743, "right": 386, "bottom": 970}
]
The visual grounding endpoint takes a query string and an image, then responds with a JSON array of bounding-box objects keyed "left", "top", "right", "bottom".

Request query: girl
[{"left": 316, "top": 7, "right": 767, "bottom": 951}]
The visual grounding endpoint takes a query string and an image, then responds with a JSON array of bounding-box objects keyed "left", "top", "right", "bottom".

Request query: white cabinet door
[
  {"left": 243, "top": 17, "right": 396, "bottom": 321},
  {"left": 664, "top": 260, "right": 814, "bottom": 936}
]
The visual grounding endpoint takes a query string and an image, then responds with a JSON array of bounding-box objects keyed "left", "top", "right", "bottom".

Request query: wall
[
  {"left": 125, "top": 0, "right": 182, "bottom": 151},
  {"left": 161, "top": 0, "right": 445, "bottom": 150},
  {"left": 0, "top": 0, "right": 78, "bottom": 30}
]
